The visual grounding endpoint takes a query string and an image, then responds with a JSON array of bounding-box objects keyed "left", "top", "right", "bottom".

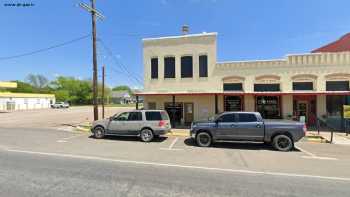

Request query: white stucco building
[
  {"left": 136, "top": 32, "right": 350, "bottom": 130},
  {"left": 0, "top": 82, "right": 55, "bottom": 111},
  {"left": 0, "top": 92, "right": 55, "bottom": 111}
]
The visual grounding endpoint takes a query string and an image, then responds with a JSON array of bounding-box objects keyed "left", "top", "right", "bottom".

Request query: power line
[
  {"left": 98, "top": 38, "right": 143, "bottom": 85},
  {"left": 0, "top": 34, "right": 91, "bottom": 61}
]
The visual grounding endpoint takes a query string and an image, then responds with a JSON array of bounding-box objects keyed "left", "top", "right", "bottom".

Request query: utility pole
[
  {"left": 102, "top": 65, "right": 105, "bottom": 119},
  {"left": 79, "top": 0, "right": 105, "bottom": 121}
]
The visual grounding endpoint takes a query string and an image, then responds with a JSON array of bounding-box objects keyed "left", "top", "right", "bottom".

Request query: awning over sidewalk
[{"left": 135, "top": 91, "right": 350, "bottom": 96}]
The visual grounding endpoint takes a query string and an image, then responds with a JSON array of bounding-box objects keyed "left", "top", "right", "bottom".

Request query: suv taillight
[
  {"left": 159, "top": 120, "right": 166, "bottom": 127},
  {"left": 303, "top": 124, "right": 307, "bottom": 135}
]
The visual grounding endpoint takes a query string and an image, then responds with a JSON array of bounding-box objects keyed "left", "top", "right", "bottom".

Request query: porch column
[
  {"left": 136, "top": 96, "right": 139, "bottom": 110},
  {"left": 215, "top": 94, "right": 218, "bottom": 114},
  {"left": 172, "top": 95, "right": 176, "bottom": 128}
]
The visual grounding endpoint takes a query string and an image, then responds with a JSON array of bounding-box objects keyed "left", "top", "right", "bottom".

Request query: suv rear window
[{"left": 145, "top": 111, "right": 169, "bottom": 121}]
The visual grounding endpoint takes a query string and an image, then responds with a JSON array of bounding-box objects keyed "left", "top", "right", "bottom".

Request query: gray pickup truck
[{"left": 190, "top": 112, "right": 306, "bottom": 151}]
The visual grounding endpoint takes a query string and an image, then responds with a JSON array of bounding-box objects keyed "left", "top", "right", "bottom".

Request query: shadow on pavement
[
  {"left": 184, "top": 138, "right": 300, "bottom": 152},
  {"left": 88, "top": 135, "right": 168, "bottom": 143}
]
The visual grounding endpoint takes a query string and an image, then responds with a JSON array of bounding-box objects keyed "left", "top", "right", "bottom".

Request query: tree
[
  {"left": 54, "top": 90, "right": 70, "bottom": 102},
  {"left": 98, "top": 83, "right": 112, "bottom": 104},
  {"left": 26, "top": 74, "right": 49, "bottom": 89},
  {"left": 50, "top": 76, "right": 92, "bottom": 105},
  {"left": 112, "top": 85, "right": 132, "bottom": 95}
]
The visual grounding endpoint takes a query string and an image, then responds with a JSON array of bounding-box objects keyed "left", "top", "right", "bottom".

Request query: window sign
[{"left": 344, "top": 105, "right": 350, "bottom": 119}]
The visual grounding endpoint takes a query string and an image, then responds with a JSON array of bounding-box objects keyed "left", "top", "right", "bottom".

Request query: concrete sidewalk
[
  {"left": 308, "top": 131, "right": 350, "bottom": 145},
  {"left": 167, "top": 128, "right": 190, "bottom": 137}
]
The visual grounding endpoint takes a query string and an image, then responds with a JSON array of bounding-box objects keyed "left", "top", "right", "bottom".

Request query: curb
[
  {"left": 75, "top": 126, "right": 91, "bottom": 133},
  {"left": 165, "top": 131, "right": 190, "bottom": 137},
  {"left": 304, "top": 135, "right": 329, "bottom": 143}
]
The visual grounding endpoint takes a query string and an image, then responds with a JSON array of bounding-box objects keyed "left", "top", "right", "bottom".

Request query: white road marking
[
  {"left": 5, "top": 148, "right": 350, "bottom": 182},
  {"left": 160, "top": 137, "right": 183, "bottom": 151},
  {"left": 56, "top": 140, "right": 68, "bottom": 143},
  {"left": 301, "top": 156, "right": 338, "bottom": 160},
  {"left": 56, "top": 134, "right": 86, "bottom": 142},
  {"left": 296, "top": 145, "right": 338, "bottom": 160},
  {"left": 159, "top": 148, "right": 183, "bottom": 151},
  {"left": 169, "top": 137, "right": 178, "bottom": 149},
  {"left": 295, "top": 145, "right": 317, "bottom": 157}
]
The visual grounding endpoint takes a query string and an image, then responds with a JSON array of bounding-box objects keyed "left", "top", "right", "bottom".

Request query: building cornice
[{"left": 142, "top": 32, "right": 217, "bottom": 42}]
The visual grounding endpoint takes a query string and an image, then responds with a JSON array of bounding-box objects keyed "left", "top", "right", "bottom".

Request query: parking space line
[
  {"left": 295, "top": 145, "right": 317, "bottom": 157},
  {"left": 295, "top": 145, "right": 338, "bottom": 161},
  {"left": 169, "top": 137, "right": 178, "bottom": 149},
  {"left": 160, "top": 137, "right": 183, "bottom": 151}
]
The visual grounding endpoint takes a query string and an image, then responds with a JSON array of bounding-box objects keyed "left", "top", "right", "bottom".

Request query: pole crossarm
[{"left": 79, "top": 2, "right": 105, "bottom": 20}]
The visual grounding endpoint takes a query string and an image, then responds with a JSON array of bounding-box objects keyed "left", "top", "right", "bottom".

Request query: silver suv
[{"left": 91, "top": 110, "right": 171, "bottom": 142}]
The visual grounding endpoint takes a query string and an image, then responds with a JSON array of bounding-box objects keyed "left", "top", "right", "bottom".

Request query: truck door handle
[
  {"left": 256, "top": 124, "right": 262, "bottom": 128},
  {"left": 231, "top": 124, "right": 237, "bottom": 127}
]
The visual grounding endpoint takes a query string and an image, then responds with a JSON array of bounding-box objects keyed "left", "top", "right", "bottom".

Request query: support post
[
  {"left": 330, "top": 130, "right": 334, "bottom": 144},
  {"left": 136, "top": 96, "right": 139, "bottom": 110},
  {"left": 317, "top": 118, "right": 320, "bottom": 135},
  {"left": 91, "top": 0, "right": 98, "bottom": 121},
  {"left": 215, "top": 94, "right": 218, "bottom": 114},
  {"left": 172, "top": 95, "right": 176, "bottom": 128},
  {"left": 101, "top": 65, "right": 105, "bottom": 119}
]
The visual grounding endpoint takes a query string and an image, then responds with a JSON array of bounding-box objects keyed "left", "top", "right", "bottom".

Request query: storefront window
[
  {"left": 224, "top": 96, "right": 242, "bottom": 111},
  {"left": 326, "top": 81, "right": 349, "bottom": 91},
  {"left": 326, "top": 95, "right": 350, "bottom": 130},
  {"left": 256, "top": 96, "right": 281, "bottom": 119}
]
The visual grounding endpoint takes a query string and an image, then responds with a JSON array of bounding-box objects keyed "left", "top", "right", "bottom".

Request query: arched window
[
  {"left": 291, "top": 74, "right": 317, "bottom": 91},
  {"left": 254, "top": 75, "right": 281, "bottom": 92},
  {"left": 222, "top": 76, "right": 244, "bottom": 91}
]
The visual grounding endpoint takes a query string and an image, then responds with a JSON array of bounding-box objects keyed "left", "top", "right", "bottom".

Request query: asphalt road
[{"left": 1, "top": 149, "right": 349, "bottom": 197}]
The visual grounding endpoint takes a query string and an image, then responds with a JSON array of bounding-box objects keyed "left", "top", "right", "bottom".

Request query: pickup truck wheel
[
  {"left": 93, "top": 126, "right": 105, "bottom": 139},
  {"left": 272, "top": 134, "right": 293, "bottom": 151},
  {"left": 140, "top": 129, "right": 154, "bottom": 142},
  {"left": 196, "top": 132, "right": 212, "bottom": 147}
]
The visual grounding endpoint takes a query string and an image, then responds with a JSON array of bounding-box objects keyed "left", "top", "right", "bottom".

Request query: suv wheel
[
  {"left": 93, "top": 126, "right": 105, "bottom": 139},
  {"left": 272, "top": 134, "right": 293, "bottom": 151},
  {"left": 140, "top": 129, "right": 154, "bottom": 142},
  {"left": 196, "top": 132, "right": 212, "bottom": 147}
]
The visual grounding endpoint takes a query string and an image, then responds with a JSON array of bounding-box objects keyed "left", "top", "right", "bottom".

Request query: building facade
[
  {"left": 137, "top": 32, "right": 350, "bottom": 129},
  {"left": 0, "top": 92, "right": 55, "bottom": 111}
]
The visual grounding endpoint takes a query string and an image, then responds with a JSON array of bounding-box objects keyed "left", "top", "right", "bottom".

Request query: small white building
[{"left": 0, "top": 92, "right": 55, "bottom": 111}]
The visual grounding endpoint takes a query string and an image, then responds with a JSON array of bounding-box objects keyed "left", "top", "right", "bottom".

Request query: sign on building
[{"left": 344, "top": 105, "right": 350, "bottom": 119}]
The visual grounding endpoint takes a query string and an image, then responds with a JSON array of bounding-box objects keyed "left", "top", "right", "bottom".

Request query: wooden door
[{"left": 184, "top": 103, "right": 194, "bottom": 125}]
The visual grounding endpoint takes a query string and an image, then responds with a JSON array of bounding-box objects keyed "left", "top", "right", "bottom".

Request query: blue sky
[{"left": 1, "top": 0, "right": 350, "bottom": 89}]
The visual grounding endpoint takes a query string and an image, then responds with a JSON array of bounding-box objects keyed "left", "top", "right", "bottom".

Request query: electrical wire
[
  {"left": 0, "top": 34, "right": 91, "bottom": 61},
  {"left": 98, "top": 38, "right": 143, "bottom": 85}
]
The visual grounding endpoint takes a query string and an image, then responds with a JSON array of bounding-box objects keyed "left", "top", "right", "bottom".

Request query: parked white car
[{"left": 51, "top": 102, "right": 69, "bottom": 108}]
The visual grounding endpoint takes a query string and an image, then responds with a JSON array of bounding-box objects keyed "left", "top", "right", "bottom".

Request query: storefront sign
[{"left": 344, "top": 105, "right": 350, "bottom": 119}]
